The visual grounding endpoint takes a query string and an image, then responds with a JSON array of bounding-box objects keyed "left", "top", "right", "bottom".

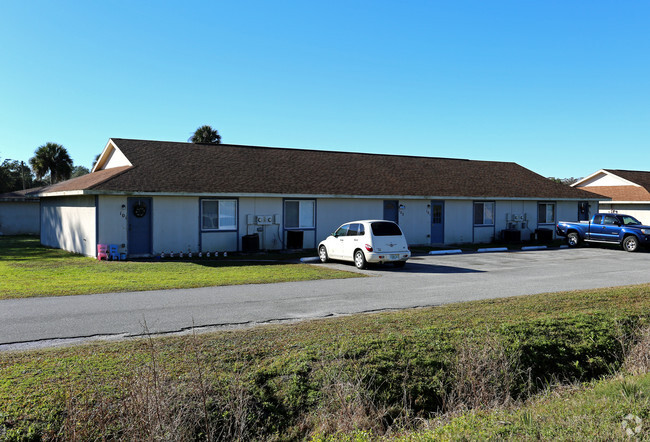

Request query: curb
[
  {"left": 428, "top": 249, "right": 463, "bottom": 255},
  {"left": 477, "top": 247, "right": 508, "bottom": 253},
  {"left": 300, "top": 257, "right": 321, "bottom": 263}
]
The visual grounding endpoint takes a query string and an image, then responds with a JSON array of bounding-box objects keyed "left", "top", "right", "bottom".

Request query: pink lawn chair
[{"left": 97, "top": 244, "right": 109, "bottom": 261}]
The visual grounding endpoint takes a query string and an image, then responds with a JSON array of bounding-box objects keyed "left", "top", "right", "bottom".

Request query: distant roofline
[{"left": 109, "top": 137, "right": 506, "bottom": 164}]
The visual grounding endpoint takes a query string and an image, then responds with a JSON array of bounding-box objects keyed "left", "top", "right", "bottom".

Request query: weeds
[
  {"left": 4, "top": 287, "right": 650, "bottom": 440},
  {"left": 442, "top": 331, "right": 522, "bottom": 412}
]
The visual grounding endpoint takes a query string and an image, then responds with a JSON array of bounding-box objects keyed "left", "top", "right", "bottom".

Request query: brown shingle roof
[
  {"left": 0, "top": 186, "right": 44, "bottom": 201},
  {"left": 604, "top": 170, "right": 650, "bottom": 193},
  {"left": 38, "top": 138, "right": 599, "bottom": 200},
  {"left": 581, "top": 186, "right": 650, "bottom": 201}
]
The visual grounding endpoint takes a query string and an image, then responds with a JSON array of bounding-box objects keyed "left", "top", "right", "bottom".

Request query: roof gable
[
  {"left": 91, "top": 139, "right": 132, "bottom": 172},
  {"left": 575, "top": 169, "right": 650, "bottom": 202},
  {"left": 39, "top": 138, "right": 600, "bottom": 200}
]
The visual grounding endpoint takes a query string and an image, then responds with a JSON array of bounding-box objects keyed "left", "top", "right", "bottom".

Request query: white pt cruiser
[{"left": 318, "top": 220, "right": 411, "bottom": 269}]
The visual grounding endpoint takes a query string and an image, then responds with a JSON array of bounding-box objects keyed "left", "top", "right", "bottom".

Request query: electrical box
[
  {"left": 246, "top": 214, "right": 254, "bottom": 225},
  {"left": 256, "top": 215, "right": 272, "bottom": 225},
  {"left": 273, "top": 214, "right": 280, "bottom": 224}
]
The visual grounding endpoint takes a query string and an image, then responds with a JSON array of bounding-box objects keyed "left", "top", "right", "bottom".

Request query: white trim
[
  {"left": 573, "top": 169, "right": 641, "bottom": 188},
  {"left": 36, "top": 189, "right": 602, "bottom": 201},
  {"left": 91, "top": 139, "right": 132, "bottom": 172},
  {"left": 598, "top": 200, "right": 650, "bottom": 204}
]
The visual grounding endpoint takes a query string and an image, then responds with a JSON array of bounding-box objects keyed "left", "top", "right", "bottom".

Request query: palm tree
[
  {"left": 189, "top": 125, "right": 221, "bottom": 144},
  {"left": 29, "top": 142, "right": 73, "bottom": 184}
]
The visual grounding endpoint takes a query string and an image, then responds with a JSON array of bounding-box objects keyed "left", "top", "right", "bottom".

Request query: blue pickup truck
[{"left": 556, "top": 213, "right": 650, "bottom": 252}]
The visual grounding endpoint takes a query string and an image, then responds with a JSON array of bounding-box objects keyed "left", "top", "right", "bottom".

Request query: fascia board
[
  {"left": 573, "top": 169, "right": 641, "bottom": 188},
  {"left": 37, "top": 190, "right": 602, "bottom": 202},
  {"left": 572, "top": 169, "right": 608, "bottom": 187}
]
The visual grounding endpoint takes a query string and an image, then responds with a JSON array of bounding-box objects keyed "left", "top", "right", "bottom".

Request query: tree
[
  {"left": 189, "top": 125, "right": 221, "bottom": 144},
  {"left": 0, "top": 159, "right": 39, "bottom": 192},
  {"left": 71, "top": 165, "right": 90, "bottom": 178},
  {"left": 548, "top": 177, "right": 580, "bottom": 186},
  {"left": 29, "top": 142, "right": 73, "bottom": 184}
]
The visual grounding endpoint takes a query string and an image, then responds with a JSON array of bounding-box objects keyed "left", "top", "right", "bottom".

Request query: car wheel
[
  {"left": 566, "top": 232, "right": 580, "bottom": 247},
  {"left": 354, "top": 249, "right": 367, "bottom": 269},
  {"left": 622, "top": 235, "right": 639, "bottom": 252},
  {"left": 393, "top": 261, "right": 406, "bottom": 268},
  {"left": 318, "top": 245, "right": 329, "bottom": 263}
]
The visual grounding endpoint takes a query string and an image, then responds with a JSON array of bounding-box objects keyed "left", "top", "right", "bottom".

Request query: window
[
  {"left": 538, "top": 203, "right": 555, "bottom": 224},
  {"left": 621, "top": 215, "right": 641, "bottom": 225},
  {"left": 603, "top": 215, "right": 618, "bottom": 225},
  {"left": 334, "top": 224, "right": 349, "bottom": 237},
  {"left": 347, "top": 223, "right": 365, "bottom": 236},
  {"left": 370, "top": 221, "right": 403, "bottom": 236},
  {"left": 284, "top": 200, "right": 315, "bottom": 229},
  {"left": 474, "top": 202, "right": 494, "bottom": 226},
  {"left": 201, "top": 199, "right": 237, "bottom": 230}
]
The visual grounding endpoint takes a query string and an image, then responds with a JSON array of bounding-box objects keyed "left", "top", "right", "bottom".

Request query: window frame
[
  {"left": 473, "top": 201, "right": 495, "bottom": 226},
  {"left": 537, "top": 202, "right": 556, "bottom": 225},
  {"left": 283, "top": 199, "right": 316, "bottom": 230},
  {"left": 200, "top": 198, "right": 238, "bottom": 232}
]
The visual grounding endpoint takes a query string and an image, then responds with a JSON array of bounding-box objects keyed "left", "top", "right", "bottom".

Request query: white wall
[
  {"left": 97, "top": 196, "right": 128, "bottom": 252},
  {"left": 103, "top": 146, "right": 131, "bottom": 168},
  {"left": 0, "top": 201, "right": 40, "bottom": 235},
  {"left": 239, "top": 197, "right": 283, "bottom": 250},
  {"left": 395, "top": 200, "right": 430, "bottom": 245},
  {"left": 40, "top": 196, "right": 96, "bottom": 256},
  {"left": 444, "top": 200, "right": 473, "bottom": 244},
  {"left": 600, "top": 203, "right": 650, "bottom": 225},
  {"left": 154, "top": 196, "right": 200, "bottom": 254},
  {"left": 316, "top": 199, "right": 383, "bottom": 244},
  {"left": 580, "top": 172, "right": 632, "bottom": 187}
]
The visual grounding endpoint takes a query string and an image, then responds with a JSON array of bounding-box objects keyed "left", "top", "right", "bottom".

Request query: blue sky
[{"left": 1, "top": 1, "right": 648, "bottom": 179}]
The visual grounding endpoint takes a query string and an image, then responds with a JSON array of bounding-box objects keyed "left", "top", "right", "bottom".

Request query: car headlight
[{"left": 642, "top": 229, "right": 649, "bottom": 235}]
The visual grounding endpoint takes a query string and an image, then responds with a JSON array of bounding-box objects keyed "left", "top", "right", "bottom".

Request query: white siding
[
  {"left": 97, "top": 196, "right": 128, "bottom": 251},
  {"left": 103, "top": 146, "right": 132, "bottom": 169},
  {"left": 494, "top": 200, "right": 538, "bottom": 241},
  {"left": 239, "top": 197, "right": 283, "bottom": 250},
  {"left": 445, "top": 200, "right": 473, "bottom": 244},
  {"left": 316, "top": 199, "right": 382, "bottom": 244},
  {"left": 201, "top": 232, "right": 238, "bottom": 253},
  {"left": 154, "top": 196, "right": 199, "bottom": 254},
  {"left": 0, "top": 201, "right": 40, "bottom": 235},
  {"left": 40, "top": 196, "right": 96, "bottom": 256},
  {"left": 600, "top": 203, "right": 650, "bottom": 225},
  {"left": 580, "top": 172, "right": 635, "bottom": 187},
  {"left": 396, "top": 200, "right": 431, "bottom": 245}
]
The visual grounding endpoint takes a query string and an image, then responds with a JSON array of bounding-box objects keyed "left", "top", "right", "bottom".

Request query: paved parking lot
[{"left": 2, "top": 248, "right": 650, "bottom": 350}]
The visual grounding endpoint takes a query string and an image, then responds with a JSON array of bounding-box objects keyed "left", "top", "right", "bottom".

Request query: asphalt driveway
[{"left": 2, "top": 247, "right": 650, "bottom": 351}]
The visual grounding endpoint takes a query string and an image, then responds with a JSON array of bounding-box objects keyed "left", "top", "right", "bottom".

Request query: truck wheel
[
  {"left": 622, "top": 236, "right": 639, "bottom": 252},
  {"left": 567, "top": 232, "right": 580, "bottom": 247}
]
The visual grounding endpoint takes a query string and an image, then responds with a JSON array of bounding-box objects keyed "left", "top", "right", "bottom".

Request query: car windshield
[
  {"left": 371, "top": 221, "right": 403, "bottom": 236},
  {"left": 621, "top": 215, "right": 642, "bottom": 226}
]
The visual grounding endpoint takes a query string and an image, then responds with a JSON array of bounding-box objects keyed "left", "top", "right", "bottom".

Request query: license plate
[{"left": 390, "top": 254, "right": 399, "bottom": 260}]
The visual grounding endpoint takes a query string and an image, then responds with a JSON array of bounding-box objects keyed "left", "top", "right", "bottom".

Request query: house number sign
[{"left": 133, "top": 202, "right": 147, "bottom": 218}]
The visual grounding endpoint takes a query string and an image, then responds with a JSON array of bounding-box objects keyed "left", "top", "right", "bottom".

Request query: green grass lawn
[
  {"left": 2, "top": 283, "right": 650, "bottom": 440},
  {"left": 0, "top": 236, "right": 360, "bottom": 299}
]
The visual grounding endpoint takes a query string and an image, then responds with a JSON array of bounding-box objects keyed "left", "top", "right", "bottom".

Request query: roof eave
[{"left": 36, "top": 190, "right": 603, "bottom": 201}]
